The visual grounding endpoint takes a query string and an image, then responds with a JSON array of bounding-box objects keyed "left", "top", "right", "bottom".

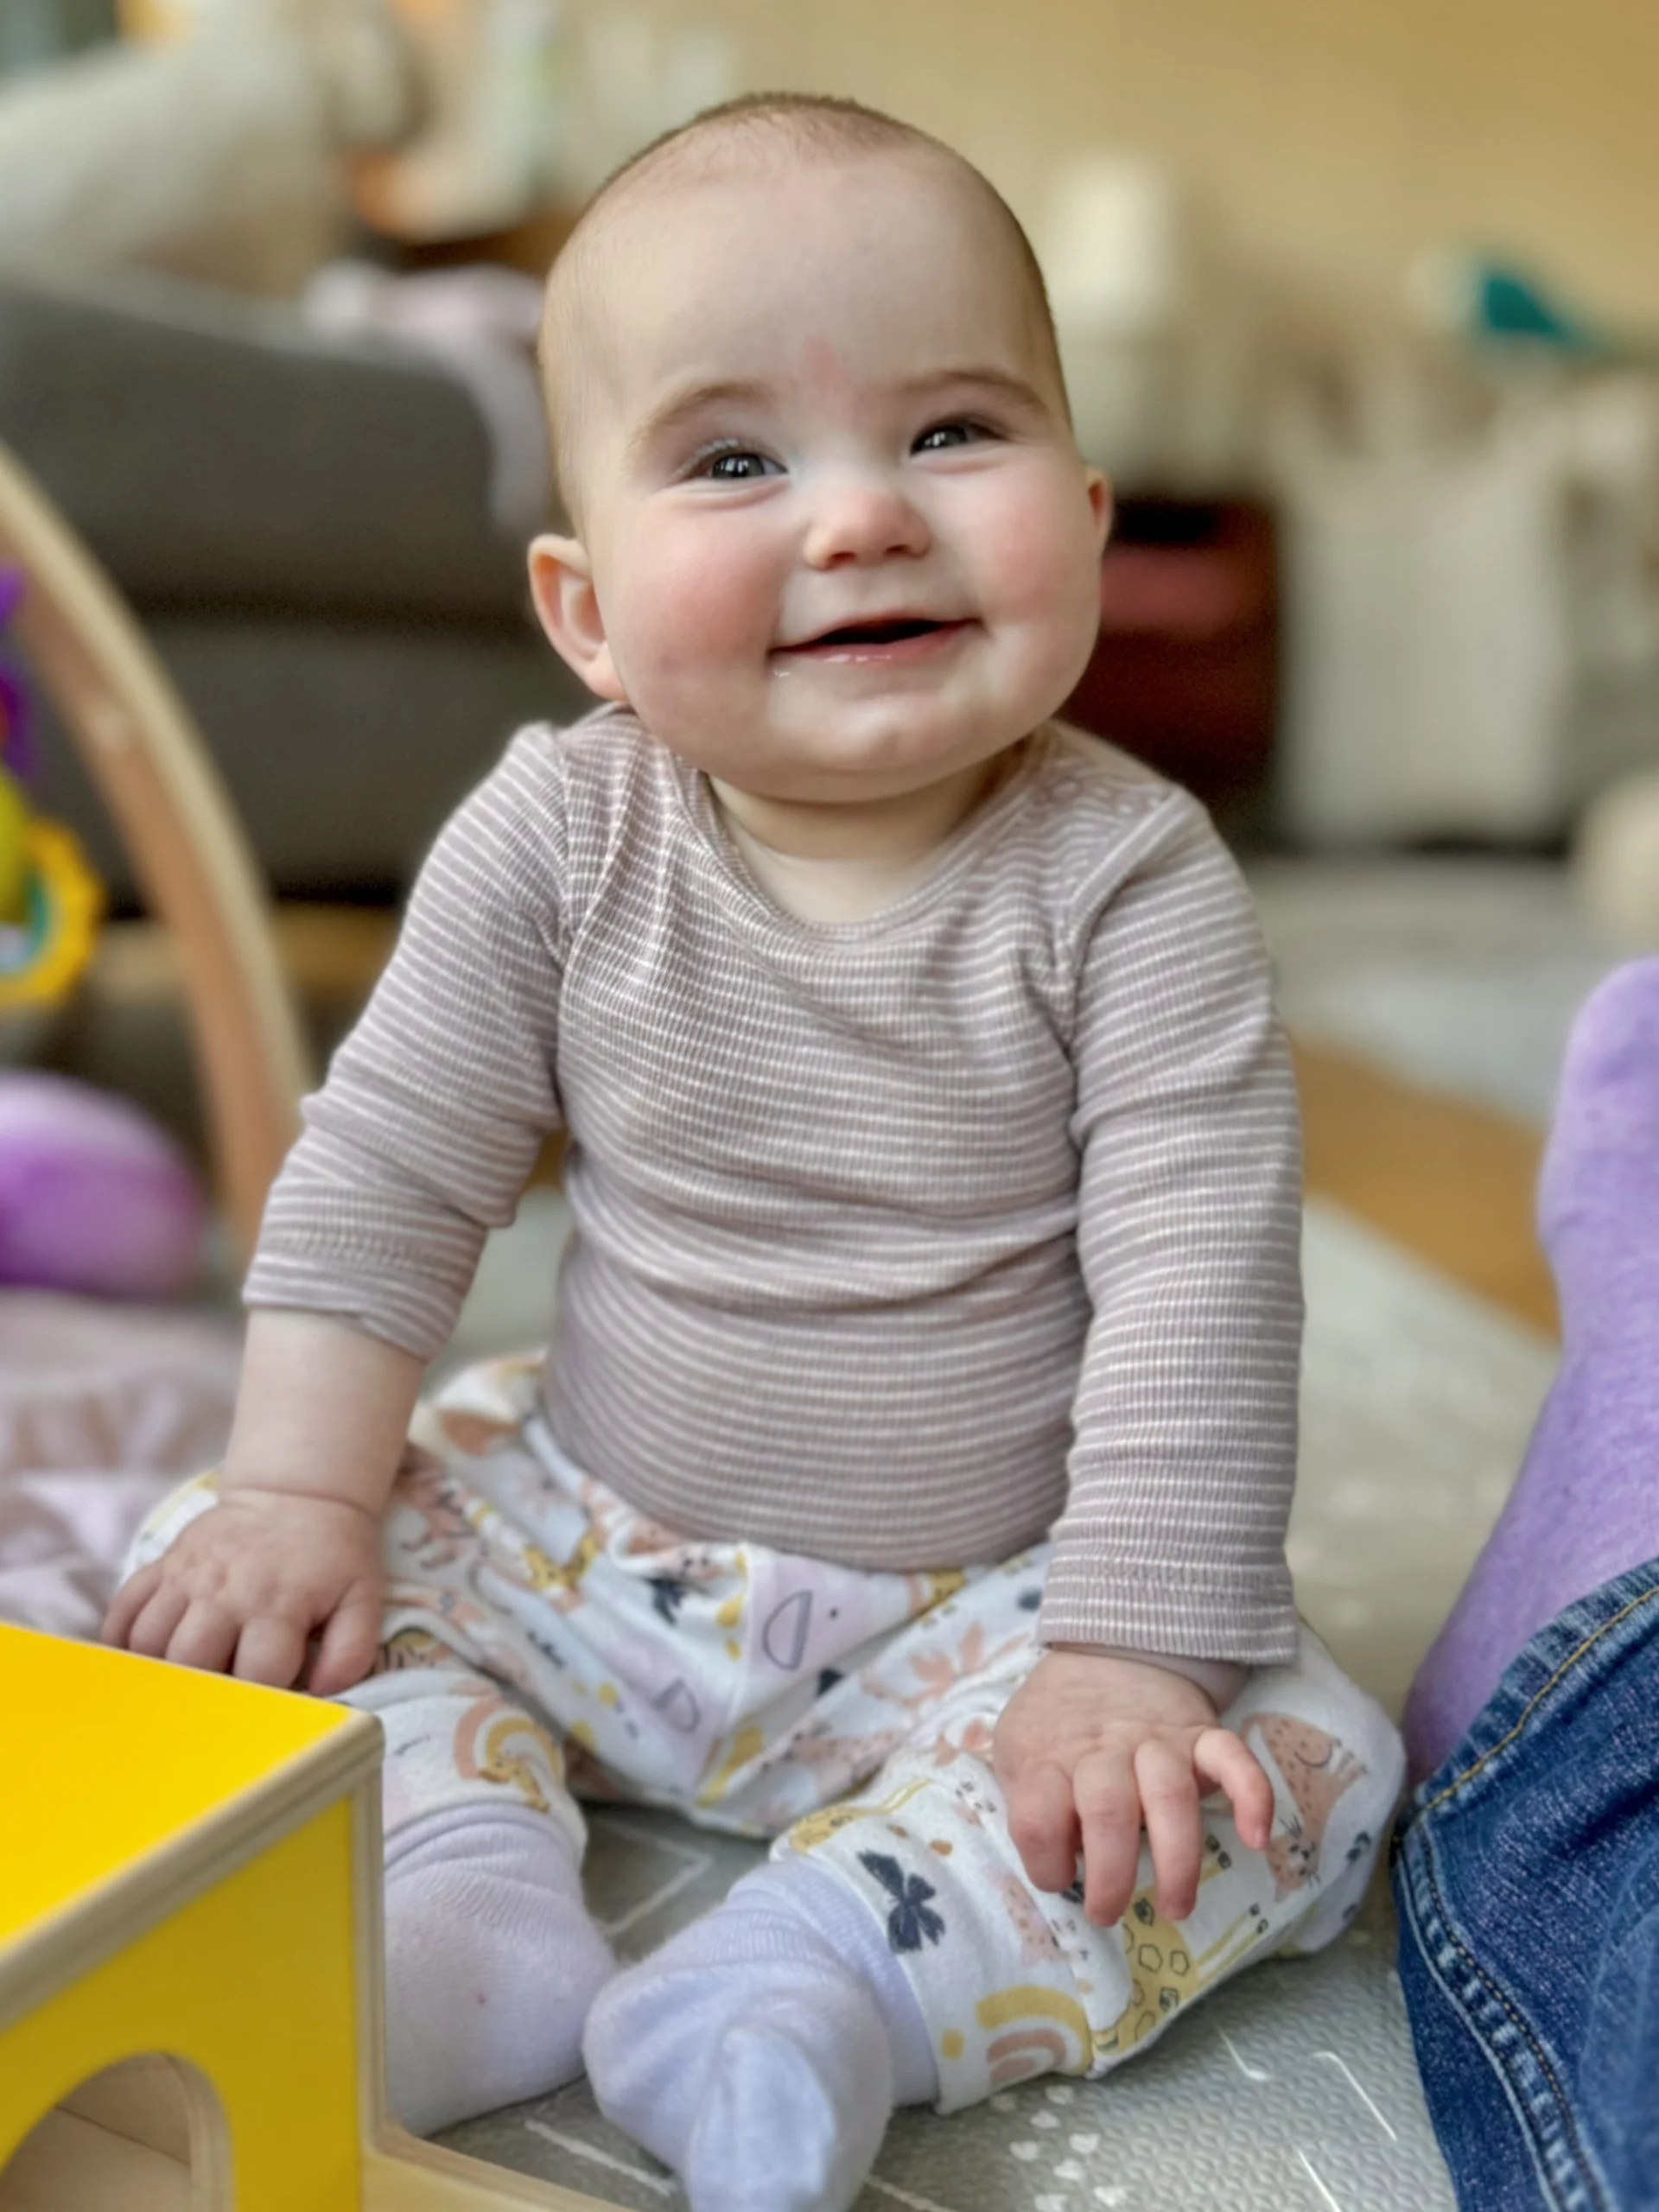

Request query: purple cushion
[{"left": 0, "top": 1072, "right": 207, "bottom": 1300}]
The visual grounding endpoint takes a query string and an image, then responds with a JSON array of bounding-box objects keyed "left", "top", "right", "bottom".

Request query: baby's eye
[
  {"left": 913, "top": 419, "right": 991, "bottom": 453},
  {"left": 694, "top": 446, "right": 781, "bottom": 481}
]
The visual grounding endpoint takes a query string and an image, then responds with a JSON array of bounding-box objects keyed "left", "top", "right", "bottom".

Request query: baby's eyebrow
[
  {"left": 897, "top": 365, "right": 1049, "bottom": 410},
  {"left": 628, "top": 378, "right": 773, "bottom": 456}
]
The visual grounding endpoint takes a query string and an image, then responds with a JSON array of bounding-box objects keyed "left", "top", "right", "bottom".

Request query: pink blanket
[{"left": 0, "top": 1292, "right": 240, "bottom": 1641}]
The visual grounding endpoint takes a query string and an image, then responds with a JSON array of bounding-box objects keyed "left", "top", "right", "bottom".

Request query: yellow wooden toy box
[{"left": 0, "top": 1622, "right": 609, "bottom": 2210}]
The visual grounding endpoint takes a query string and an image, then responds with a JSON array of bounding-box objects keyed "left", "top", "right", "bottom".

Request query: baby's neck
[
  {"left": 709, "top": 753, "right": 1011, "bottom": 926},
  {"left": 711, "top": 755, "right": 1001, "bottom": 865}
]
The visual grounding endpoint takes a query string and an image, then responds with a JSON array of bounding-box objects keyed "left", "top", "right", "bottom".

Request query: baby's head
[{"left": 530, "top": 94, "right": 1109, "bottom": 809}]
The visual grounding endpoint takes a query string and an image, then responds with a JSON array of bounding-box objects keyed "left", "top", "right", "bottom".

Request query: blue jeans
[{"left": 1393, "top": 1559, "right": 1659, "bottom": 2210}]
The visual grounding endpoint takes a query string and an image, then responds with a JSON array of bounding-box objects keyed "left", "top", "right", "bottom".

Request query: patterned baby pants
[{"left": 131, "top": 1351, "right": 1405, "bottom": 2113}]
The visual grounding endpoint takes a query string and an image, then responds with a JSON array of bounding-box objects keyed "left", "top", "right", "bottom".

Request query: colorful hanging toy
[{"left": 0, "top": 565, "right": 104, "bottom": 1007}]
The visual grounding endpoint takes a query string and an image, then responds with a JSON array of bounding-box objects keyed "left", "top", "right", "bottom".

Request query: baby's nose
[{"left": 803, "top": 474, "right": 930, "bottom": 566}]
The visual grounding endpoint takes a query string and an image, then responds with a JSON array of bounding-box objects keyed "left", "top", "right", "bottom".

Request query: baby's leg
[
  {"left": 345, "top": 1647, "right": 614, "bottom": 2135},
  {"left": 1405, "top": 957, "right": 1659, "bottom": 1778},
  {"left": 586, "top": 1574, "right": 1401, "bottom": 2211}
]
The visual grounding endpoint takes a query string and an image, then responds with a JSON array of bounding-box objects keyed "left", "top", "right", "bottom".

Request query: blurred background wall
[
  {"left": 10, "top": 0, "right": 1658, "bottom": 321},
  {"left": 658, "top": 0, "right": 1659, "bottom": 323}
]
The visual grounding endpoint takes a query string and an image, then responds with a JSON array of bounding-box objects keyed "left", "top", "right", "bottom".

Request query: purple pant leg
[{"left": 1403, "top": 957, "right": 1659, "bottom": 1781}]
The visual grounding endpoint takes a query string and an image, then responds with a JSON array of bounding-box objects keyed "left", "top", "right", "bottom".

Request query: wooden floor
[
  {"left": 1294, "top": 1039, "right": 1554, "bottom": 1337},
  {"left": 82, "top": 909, "right": 1558, "bottom": 1338}
]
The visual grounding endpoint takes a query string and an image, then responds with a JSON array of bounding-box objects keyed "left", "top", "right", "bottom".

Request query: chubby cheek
[
  {"left": 968, "top": 475, "right": 1103, "bottom": 691},
  {"left": 605, "top": 519, "right": 775, "bottom": 702}
]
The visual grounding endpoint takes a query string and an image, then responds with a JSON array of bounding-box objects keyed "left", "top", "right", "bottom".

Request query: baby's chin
[
  {"left": 699, "top": 734, "right": 1023, "bottom": 811},
  {"left": 665, "top": 695, "right": 1047, "bottom": 803}
]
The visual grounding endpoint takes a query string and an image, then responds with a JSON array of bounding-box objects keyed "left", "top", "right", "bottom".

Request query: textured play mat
[{"left": 438, "top": 1192, "right": 1557, "bottom": 2210}]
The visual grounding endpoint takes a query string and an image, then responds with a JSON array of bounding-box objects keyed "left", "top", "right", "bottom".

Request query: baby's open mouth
[
  {"left": 808, "top": 617, "right": 946, "bottom": 646},
  {"left": 779, "top": 616, "right": 969, "bottom": 657}
]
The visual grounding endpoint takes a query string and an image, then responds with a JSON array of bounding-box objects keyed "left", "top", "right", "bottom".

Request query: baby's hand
[
  {"left": 102, "top": 1486, "right": 385, "bottom": 1695},
  {"left": 992, "top": 1648, "right": 1273, "bottom": 1928}
]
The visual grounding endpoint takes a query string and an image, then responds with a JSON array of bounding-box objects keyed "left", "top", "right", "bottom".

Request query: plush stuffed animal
[
  {"left": 0, "top": 0, "right": 421, "bottom": 298},
  {"left": 0, "top": 568, "right": 207, "bottom": 1300}
]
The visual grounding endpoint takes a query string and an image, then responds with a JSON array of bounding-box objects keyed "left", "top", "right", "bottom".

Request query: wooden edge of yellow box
[{"left": 0, "top": 1623, "right": 617, "bottom": 2211}]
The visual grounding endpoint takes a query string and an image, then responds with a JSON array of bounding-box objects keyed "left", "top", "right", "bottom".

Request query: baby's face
[{"left": 534, "top": 149, "right": 1108, "bottom": 806}]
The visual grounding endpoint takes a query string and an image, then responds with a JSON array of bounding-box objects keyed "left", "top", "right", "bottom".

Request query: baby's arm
[
  {"left": 1000, "top": 783, "right": 1303, "bottom": 1921},
  {"left": 104, "top": 1310, "right": 423, "bottom": 1691},
  {"left": 108, "top": 732, "right": 573, "bottom": 1692}
]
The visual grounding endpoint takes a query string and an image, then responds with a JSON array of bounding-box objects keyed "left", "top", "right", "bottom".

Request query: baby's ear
[
  {"left": 1084, "top": 467, "right": 1113, "bottom": 554},
  {"left": 528, "top": 535, "right": 626, "bottom": 702}
]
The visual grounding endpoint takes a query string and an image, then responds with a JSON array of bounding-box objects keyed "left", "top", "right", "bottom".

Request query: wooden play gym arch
[{"left": 0, "top": 436, "right": 310, "bottom": 1252}]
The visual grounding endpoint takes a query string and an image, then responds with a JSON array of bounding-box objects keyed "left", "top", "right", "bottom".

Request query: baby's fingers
[
  {"left": 165, "top": 1599, "right": 245, "bottom": 1677},
  {"left": 1072, "top": 1748, "right": 1141, "bottom": 1927},
  {"left": 1005, "top": 1758, "right": 1082, "bottom": 1896},
  {"left": 1134, "top": 1737, "right": 1203, "bottom": 1921},
  {"left": 1195, "top": 1727, "right": 1274, "bottom": 1853},
  {"left": 115, "top": 1575, "right": 192, "bottom": 1663},
  {"left": 232, "top": 1612, "right": 312, "bottom": 1690},
  {"left": 306, "top": 1579, "right": 385, "bottom": 1697},
  {"left": 101, "top": 1560, "right": 162, "bottom": 1649}
]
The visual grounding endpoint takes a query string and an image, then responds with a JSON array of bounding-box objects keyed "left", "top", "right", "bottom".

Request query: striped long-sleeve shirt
[{"left": 246, "top": 709, "right": 1303, "bottom": 1662}]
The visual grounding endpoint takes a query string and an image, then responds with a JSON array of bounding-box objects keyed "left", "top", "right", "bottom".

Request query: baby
[{"left": 107, "top": 92, "right": 1402, "bottom": 2211}]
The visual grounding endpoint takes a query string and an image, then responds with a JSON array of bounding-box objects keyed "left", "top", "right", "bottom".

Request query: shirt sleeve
[
  {"left": 244, "top": 731, "right": 569, "bottom": 1360},
  {"left": 1039, "top": 786, "right": 1302, "bottom": 1666}
]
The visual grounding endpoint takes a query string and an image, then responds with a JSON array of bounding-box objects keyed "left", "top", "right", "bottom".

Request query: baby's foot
[
  {"left": 383, "top": 1807, "right": 615, "bottom": 2134},
  {"left": 584, "top": 1862, "right": 936, "bottom": 2212}
]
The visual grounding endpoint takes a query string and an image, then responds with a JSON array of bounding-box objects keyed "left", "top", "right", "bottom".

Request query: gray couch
[{"left": 0, "top": 267, "right": 591, "bottom": 901}]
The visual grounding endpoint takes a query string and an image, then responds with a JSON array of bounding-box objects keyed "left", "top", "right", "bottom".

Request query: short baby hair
[{"left": 539, "top": 92, "right": 1066, "bottom": 523}]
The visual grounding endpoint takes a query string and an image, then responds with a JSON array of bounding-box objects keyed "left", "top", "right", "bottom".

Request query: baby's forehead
[
  {"left": 556, "top": 140, "right": 1017, "bottom": 340},
  {"left": 541, "top": 136, "right": 1052, "bottom": 507}
]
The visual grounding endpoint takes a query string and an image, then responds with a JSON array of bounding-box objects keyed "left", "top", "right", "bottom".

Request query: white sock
[
  {"left": 583, "top": 1859, "right": 938, "bottom": 2212},
  {"left": 382, "top": 1804, "right": 616, "bottom": 2135}
]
